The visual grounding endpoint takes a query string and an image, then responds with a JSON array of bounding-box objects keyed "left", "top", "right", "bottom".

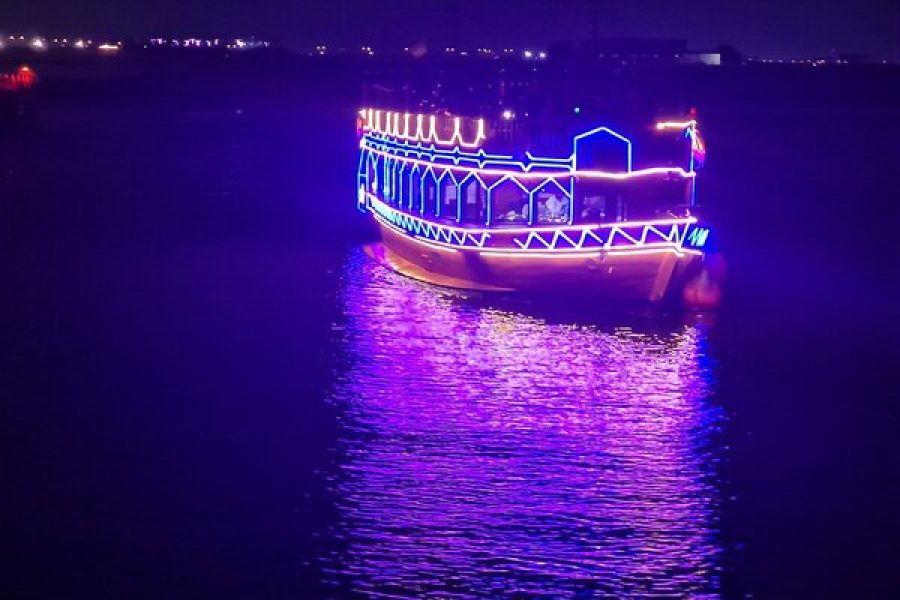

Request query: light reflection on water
[{"left": 324, "top": 249, "right": 725, "bottom": 598}]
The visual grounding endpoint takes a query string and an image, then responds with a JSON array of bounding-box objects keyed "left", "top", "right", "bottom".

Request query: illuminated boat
[
  {"left": 0, "top": 65, "right": 38, "bottom": 123},
  {"left": 0, "top": 65, "right": 37, "bottom": 92},
  {"left": 355, "top": 108, "right": 719, "bottom": 304}
]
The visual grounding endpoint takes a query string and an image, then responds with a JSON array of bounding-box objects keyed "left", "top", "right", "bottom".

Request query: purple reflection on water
[{"left": 323, "top": 249, "right": 724, "bottom": 597}]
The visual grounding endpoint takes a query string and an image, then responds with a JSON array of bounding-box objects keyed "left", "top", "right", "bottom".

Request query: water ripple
[{"left": 323, "top": 249, "right": 724, "bottom": 598}]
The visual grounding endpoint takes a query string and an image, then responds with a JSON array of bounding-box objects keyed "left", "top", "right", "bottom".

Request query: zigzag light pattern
[
  {"left": 512, "top": 222, "right": 690, "bottom": 251},
  {"left": 366, "top": 194, "right": 700, "bottom": 256},
  {"left": 367, "top": 194, "right": 491, "bottom": 248}
]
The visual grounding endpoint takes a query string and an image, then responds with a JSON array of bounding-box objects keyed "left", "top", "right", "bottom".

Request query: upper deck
[{"left": 356, "top": 108, "right": 705, "bottom": 230}]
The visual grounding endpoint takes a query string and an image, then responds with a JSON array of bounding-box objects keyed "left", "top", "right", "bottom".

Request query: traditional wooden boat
[{"left": 355, "top": 107, "right": 719, "bottom": 305}]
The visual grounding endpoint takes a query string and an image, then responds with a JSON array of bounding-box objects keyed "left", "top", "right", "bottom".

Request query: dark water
[{"left": 2, "top": 66, "right": 899, "bottom": 598}]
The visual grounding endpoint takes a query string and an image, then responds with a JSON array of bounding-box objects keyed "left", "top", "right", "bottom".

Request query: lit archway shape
[
  {"left": 408, "top": 164, "right": 423, "bottom": 213},
  {"left": 457, "top": 172, "right": 487, "bottom": 223},
  {"left": 572, "top": 126, "right": 633, "bottom": 172},
  {"left": 421, "top": 167, "right": 440, "bottom": 217},
  {"left": 528, "top": 177, "right": 573, "bottom": 226},
  {"left": 436, "top": 169, "right": 460, "bottom": 219},
  {"left": 487, "top": 176, "right": 531, "bottom": 226},
  {"left": 395, "top": 161, "right": 407, "bottom": 207}
]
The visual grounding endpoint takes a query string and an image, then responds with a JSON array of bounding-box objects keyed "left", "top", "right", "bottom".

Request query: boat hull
[{"left": 371, "top": 221, "right": 703, "bottom": 302}]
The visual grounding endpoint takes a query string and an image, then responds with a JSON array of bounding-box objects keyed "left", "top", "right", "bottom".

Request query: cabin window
[
  {"left": 620, "top": 179, "right": 685, "bottom": 220},
  {"left": 576, "top": 179, "right": 625, "bottom": 223},
  {"left": 535, "top": 188, "right": 570, "bottom": 225},
  {"left": 440, "top": 178, "right": 458, "bottom": 220},
  {"left": 490, "top": 179, "right": 529, "bottom": 226},
  {"left": 460, "top": 177, "right": 487, "bottom": 223},
  {"left": 382, "top": 159, "right": 392, "bottom": 201},
  {"left": 394, "top": 164, "right": 405, "bottom": 206},
  {"left": 423, "top": 174, "right": 438, "bottom": 216},
  {"left": 409, "top": 168, "right": 423, "bottom": 213},
  {"left": 367, "top": 156, "right": 380, "bottom": 196},
  {"left": 580, "top": 194, "right": 610, "bottom": 222},
  {"left": 388, "top": 161, "right": 400, "bottom": 205}
]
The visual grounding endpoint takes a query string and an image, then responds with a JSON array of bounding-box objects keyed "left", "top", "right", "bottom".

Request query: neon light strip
[
  {"left": 362, "top": 144, "right": 695, "bottom": 181},
  {"left": 367, "top": 194, "right": 694, "bottom": 235},
  {"left": 464, "top": 239, "right": 688, "bottom": 254},
  {"left": 369, "top": 147, "right": 577, "bottom": 227},
  {"left": 655, "top": 120, "right": 698, "bottom": 130},
  {"left": 478, "top": 251, "right": 606, "bottom": 259},
  {"left": 512, "top": 224, "right": 687, "bottom": 251},
  {"left": 363, "top": 134, "right": 566, "bottom": 172},
  {"left": 366, "top": 194, "right": 697, "bottom": 235},
  {"left": 366, "top": 122, "right": 661, "bottom": 175},
  {"left": 374, "top": 213, "right": 700, "bottom": 260},
  {"left": 361, "top": 109, "right": 486, "bottom": 148},
  {"left": 372, "top": 212, "right": 460, "bottom": 254},
  {"left": 412, "top": 236, "right": 459, "bottom": 253},
  {"left": 367, "top": 194, "right": 701, "bottom": 256},
  {"left": 478, "top": 247, "right": 703, "bottom": 259},
  {"left": 368, "top": 194, "right": 491, "bottom": 247}
]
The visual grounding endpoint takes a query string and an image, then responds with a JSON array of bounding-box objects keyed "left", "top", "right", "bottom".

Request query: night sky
[{"left": 1, "top": 0, "right": 899, "bottom": 58}]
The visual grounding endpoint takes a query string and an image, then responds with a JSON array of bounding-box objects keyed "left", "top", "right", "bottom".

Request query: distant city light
[
  {"left": 0, "top": 33, "right": 891, "bottom": 66},
  {"left": 501, "top": 109, "right": 515, "bottom": 120}
]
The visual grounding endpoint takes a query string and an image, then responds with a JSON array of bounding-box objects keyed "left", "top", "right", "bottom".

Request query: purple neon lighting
[
  {"left": 363, "top": 133, "right": 566, "bottom": 172},
  {"left": 512, "top": 221, "right": 689, "bottom": 250},
  {"left": 478, "top": 247, "right": 704, "bottom": 259},
  {"left": 324, "top": 253, "right": 724, "bottom": 596},
  {"left": 358, "top": 111, "right": 705, "bottom": 233},
  {"left": 366, "top": 194, "right": 699, "bottom": 256},
  {"left": 368, "top": 195, "right": 490, "bottom": 247},
  {"left": 360, "top": 136, "right": 696, "bottom": 180}
]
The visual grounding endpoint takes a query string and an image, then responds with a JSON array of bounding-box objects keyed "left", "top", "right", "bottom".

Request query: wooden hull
[{"left": 370, "top": 221, "right": 703, "bottom": 302}]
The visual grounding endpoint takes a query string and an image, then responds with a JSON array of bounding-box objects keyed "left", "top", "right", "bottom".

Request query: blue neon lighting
[{"left": 686, "top": 227, "right": 710, "bottom": 248}]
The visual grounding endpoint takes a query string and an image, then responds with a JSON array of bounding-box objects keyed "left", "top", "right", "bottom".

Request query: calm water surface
[{"left": 324, "top": 254, "right": 724, "bottom": 597}]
